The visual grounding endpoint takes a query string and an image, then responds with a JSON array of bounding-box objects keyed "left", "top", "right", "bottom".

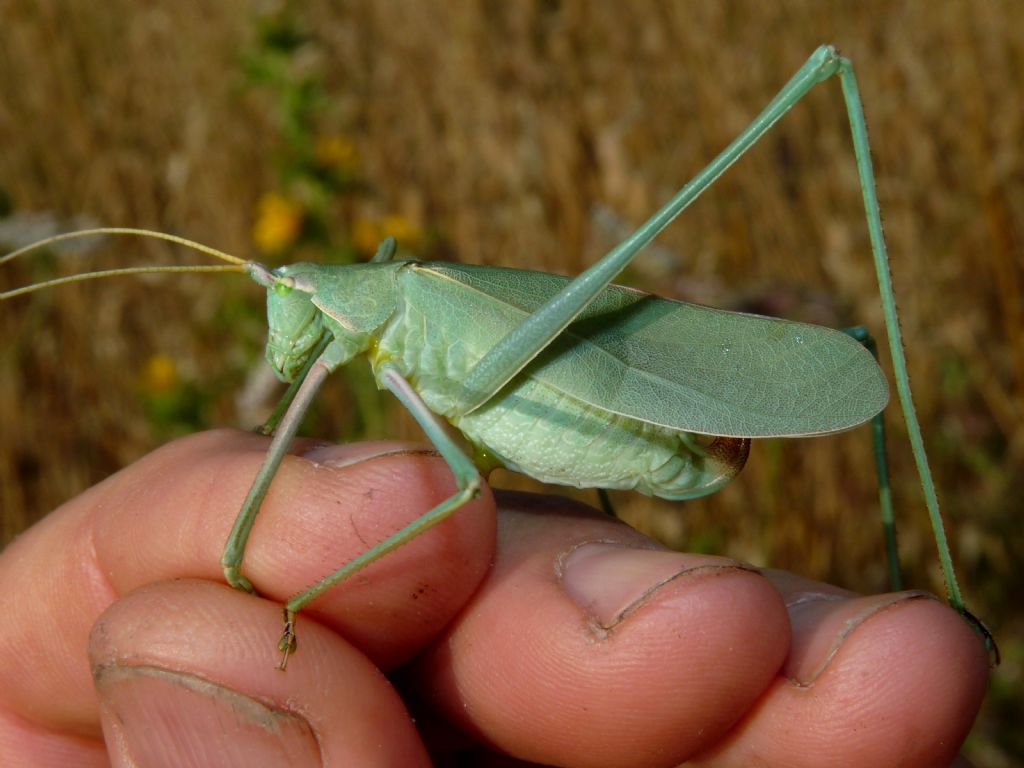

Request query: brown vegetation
[{"left": 2, "top": 2, "right": 1021, "bottom": 760}]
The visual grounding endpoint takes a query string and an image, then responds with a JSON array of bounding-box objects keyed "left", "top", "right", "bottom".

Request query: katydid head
[{"left": 249, "top": 263, "right": 326, "bottom": 383}]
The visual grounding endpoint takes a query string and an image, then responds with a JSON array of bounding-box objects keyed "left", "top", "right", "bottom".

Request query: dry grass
[{"left": 2, "top": 1, "right": 1022, "bottom": 760}]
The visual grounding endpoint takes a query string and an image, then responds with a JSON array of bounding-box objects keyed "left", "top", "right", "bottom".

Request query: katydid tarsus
[{"left": 2, "top": 45, "right": 994, "bottom": 667}]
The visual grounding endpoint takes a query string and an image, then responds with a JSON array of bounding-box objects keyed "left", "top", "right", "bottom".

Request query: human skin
[{"left": 0, "top": 430, "right": 988, "bottom": 767}]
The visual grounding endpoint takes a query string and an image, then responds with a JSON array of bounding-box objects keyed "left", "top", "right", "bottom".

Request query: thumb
[{"left": 90, "top": 580, "right": 430, "bottom": 767}]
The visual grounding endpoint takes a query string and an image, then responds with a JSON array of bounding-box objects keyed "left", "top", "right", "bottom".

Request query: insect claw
[
  {"left": 223, "top": 565, "right": 257, "bottom": 594},
  {"left": 278, "top": 609, "right": 298, "bottom": 671},
  {"left": 959, "top": 607, "right": 1000, "bottom": 667}
]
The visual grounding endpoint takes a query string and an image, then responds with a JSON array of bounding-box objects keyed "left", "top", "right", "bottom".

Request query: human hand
[{"left": 0, "top": 430, "right": 988, "bottom": 767}]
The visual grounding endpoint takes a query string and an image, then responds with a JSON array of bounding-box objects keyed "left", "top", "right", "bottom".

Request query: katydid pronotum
[{"left": 2, "top": 45, "right": 995, "bottom": 667}]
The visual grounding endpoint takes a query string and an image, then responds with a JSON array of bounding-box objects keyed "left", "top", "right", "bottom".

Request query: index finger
[{"left": 0, "top": 430, "right": 495, "bottom": 744}]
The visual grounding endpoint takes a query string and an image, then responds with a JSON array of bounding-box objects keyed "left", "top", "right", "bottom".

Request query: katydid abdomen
[
  {"left": 375, "top": 294, "right": 749, "bottom": 498},
  {"left": 451, "top": 388, "right": 749, "bottom": 500}
]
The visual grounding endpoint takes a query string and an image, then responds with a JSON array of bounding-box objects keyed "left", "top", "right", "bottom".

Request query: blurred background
[{"left": 1, "top": 1, "right": 1021, "bottom": 762}]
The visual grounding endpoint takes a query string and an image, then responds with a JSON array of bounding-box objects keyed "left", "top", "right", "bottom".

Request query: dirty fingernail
[
  {"left": 783, "top": 590, "right": 935, "bottom": 685},
  {"left": 559, "top": 542, "right": 754, "bottom": 628},
  {"left": 95, "top": 665, "right": 321, "bottom": 767}
]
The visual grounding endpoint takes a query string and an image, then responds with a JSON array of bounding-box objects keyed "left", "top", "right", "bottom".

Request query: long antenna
[{"left": 1, "top": 227, "right": 250, "bottom": 300}]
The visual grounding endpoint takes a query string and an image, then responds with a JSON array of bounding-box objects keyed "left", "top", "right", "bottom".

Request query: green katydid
[{"left": 2, "top": 45, "right": 992, "bottom": 667}]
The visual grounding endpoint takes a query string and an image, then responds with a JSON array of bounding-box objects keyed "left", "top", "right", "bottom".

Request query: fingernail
[
  {"left": 95, "top": 665, "right": 321, "bottom": 767},
  {"left": 300, "top": 440, "right": 435, "bottom": 469},
  {"left": 783, "top": 589, "right": 935, "bottom": 685},
  {"left": 558, "top": 542, "right": 754, "bottom": 629}
]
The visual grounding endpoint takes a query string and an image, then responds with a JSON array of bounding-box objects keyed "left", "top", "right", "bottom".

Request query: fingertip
[
  {"left": 414, "top": 498, "right": 790, "bottom": 767},
  {"left": 700, "top": 592, "right": 989, "bottom": 768},
  {"left": 92, "top": 430, "right": 498, "bottom": 667}
]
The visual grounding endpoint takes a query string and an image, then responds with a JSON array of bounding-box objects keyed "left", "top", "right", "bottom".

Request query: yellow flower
[
  {"left": 140, "top": 354, "right": 178, "bottom": 394},
  {"left": 253, "top": 192, "right": 303, "bottom": 254},
  {"left": 352, "top": 214, "right": 422, "bottom": 256},
  {"left": 380, "top": 214, "right": 421, "bottom": 247},
  {"left": 351, "top": 217, "right": 382, "bottom": 255},
  {"left": 314, "top": 134, "right": 359, "bottom": 172}
]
